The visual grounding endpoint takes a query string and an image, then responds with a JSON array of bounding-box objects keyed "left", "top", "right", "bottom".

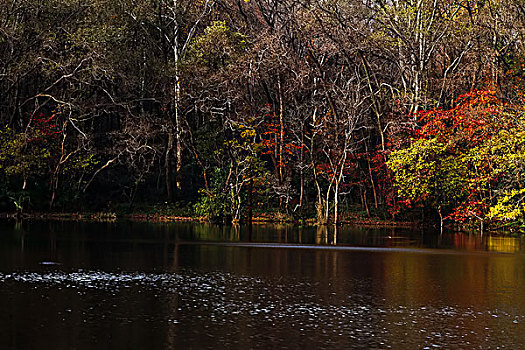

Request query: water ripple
[{"left": 0, "top": 269, "right": 523, "bottom": 348}]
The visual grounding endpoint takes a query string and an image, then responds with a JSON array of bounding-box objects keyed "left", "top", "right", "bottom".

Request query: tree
[{"left": 388, "top": 87, "right": 525, "bottom": 230}]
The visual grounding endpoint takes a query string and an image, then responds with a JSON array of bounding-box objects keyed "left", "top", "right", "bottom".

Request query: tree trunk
[
  {"left": 278, "top": 77, "right": 285, "bottom": 210},
  {"left": 438, "top": 206, "right": 443, "bottom": 235},
  {"left": 334, "top": 183, "right": 339, "bottom": 225},
  {"left": 174, "top": 71, "right": 182, "bottom": 192},
  {"left": 165, "top": 131, "right": 174, "bottom": 201},
  {"left": 299, "top": 128, "right": 305, "bottom": 210},
  {"left": 367, "top": 157, "right": 378, "bottom": 209},
  {"left": 247, "top": 176, "right": 253, "bottom": 224},
  {"left": 316, "top": 193, "right": 327, "bottom": 225}
]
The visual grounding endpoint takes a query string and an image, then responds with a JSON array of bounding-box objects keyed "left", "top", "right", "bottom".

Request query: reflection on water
[
  {"left": 1, "top": 268, "right": 524, "bottom": 349},
  {"left": 0, "top": 220, "right": 524, "bottom": 349},
  {"left": 486, "top": 236, "right": 525, "bottom": 253}
]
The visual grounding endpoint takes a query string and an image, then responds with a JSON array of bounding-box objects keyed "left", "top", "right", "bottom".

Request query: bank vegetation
[{"left": 1, "top": 0, "right": 525, "bottom": 231}]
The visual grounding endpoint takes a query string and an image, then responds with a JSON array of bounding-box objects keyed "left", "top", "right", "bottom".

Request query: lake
[{"left": 0, "top": 220, "right": 524, "bottom": 349}]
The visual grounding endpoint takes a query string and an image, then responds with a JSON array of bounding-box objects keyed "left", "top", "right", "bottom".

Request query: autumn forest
[{"left": 1, "top": 0, "right": 525, "bottom": 229}]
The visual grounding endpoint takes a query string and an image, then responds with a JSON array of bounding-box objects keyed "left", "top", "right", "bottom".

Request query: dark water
[{"left": 1, "top": 221, "right": 525, "bottom": 349}]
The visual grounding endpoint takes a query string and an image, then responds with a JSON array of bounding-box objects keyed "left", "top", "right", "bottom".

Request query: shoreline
[
  {"left": 0, "top": 211, "right": 419, "bottom": 229},
  {"left": 2, "top": 212, "right": 522, "bottom": 235}
]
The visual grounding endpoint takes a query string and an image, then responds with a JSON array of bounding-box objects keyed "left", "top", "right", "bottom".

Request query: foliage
[
  {"left": 193, "top": 169, "right": 228, "bottom": 220},
  {"left": 188, "top": 21, "right": 249, "bottom": 70},
  {"left": 0, "top": 126, "right": 51, "bottom": 179},
  {"left": 388, "top": 138, "right": 468, "bottom": 210},
  {"left": 488, "top": 189, "right": 525, "bottom": 222},
  {"left": 388, "top": 88, "right": 525, "bottom": 226}
]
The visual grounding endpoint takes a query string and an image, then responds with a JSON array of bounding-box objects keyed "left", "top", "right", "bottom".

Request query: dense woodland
[{"left": 1, "top": 0, "right": 525, "bottom": 228}]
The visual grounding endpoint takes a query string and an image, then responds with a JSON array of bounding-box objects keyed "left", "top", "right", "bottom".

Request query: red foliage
[
  {"left": 28, "top": 112, "right": 62, "bottom": 142},
  {"left": 415, "top": 89, "right": 506, "bottom": 143}
]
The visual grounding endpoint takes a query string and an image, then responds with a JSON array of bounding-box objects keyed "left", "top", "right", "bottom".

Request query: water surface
[{"left": 0, "top": 221, "right": 524, "bottom": 349}]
